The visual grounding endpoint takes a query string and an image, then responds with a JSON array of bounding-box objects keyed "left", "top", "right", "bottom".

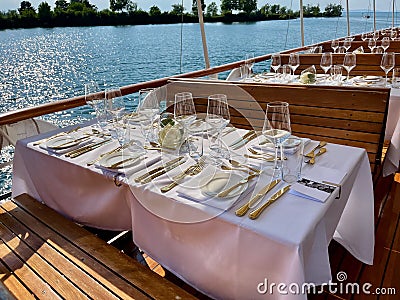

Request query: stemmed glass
[
  {"left": 288, "top": 53, "right": 300, "bottom": 78},
  {"left": 84, "top": 81, "right": 107, "bottom": 130},
  {"left": 390, "top": 30, "right": 397, "bottom": 41},
  {"left": 174, "top": 92, "right": 197, "bottom": 151},
  {"left": 343, "top": 53, "right": 356, "bottom": 82},
  {"left": 136, "top": 88, "right": 160, "bottom": 143},
  {"left": 245, "top": 53, "right": 255, "bottom": 73},
  {"left": 373, "top": 31, "right": 379, "bottom": 41},
  {"left": 320, "top": 52, "right": 332, "bottom": 79},
  {"left": 262, "top": 102, "right": 291, "bottom": 173},
  {"left": 271, "top": 54, "right": 281, "bottom": 79},
  {"left": 331, "top": 39, "right": 339, "bottom": 53},
  {"left": 343, "top": 38, "right": 352, "bottom": 52},
  {"left": 380, "top": 52, "right": 395, "bottom": 86},
  {"left": 105, "top": 87, "right": 126, "bottom": 143},
  {"left": 361, "top": 33, "right": 368, "bottom": 41},
  {"left": 381, "top": 37, "right": 390, "bottom": 52},
  {"left": 205, "top": 94, "right": 230, "bottom": 162},
  {"left": 368, "top": 38, "right": 376, "bottom": 53}
]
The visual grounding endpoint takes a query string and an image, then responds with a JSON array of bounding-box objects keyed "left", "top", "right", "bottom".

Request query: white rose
[
  {"left": 159, "top": 123, "right": 183, "bottom": 149},
  {"left": 299, "top": 72, "right": 316, "bottom": 84}
]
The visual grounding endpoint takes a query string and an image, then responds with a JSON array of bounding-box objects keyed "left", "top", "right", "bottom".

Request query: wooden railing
[{"left": 0, "top": 42, "right": 326, "bottom": 127}]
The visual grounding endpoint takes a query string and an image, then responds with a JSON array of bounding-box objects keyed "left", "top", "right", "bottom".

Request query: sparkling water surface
[{"left": 0, "top": 12, "right": 396, "bottom": 195}]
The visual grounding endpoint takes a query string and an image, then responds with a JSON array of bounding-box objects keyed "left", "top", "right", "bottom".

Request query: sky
[{"left": 0, "top": 0, "right": 395, "bottom": 13}]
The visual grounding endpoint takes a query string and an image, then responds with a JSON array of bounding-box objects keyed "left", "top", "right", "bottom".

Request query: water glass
[
  {"left": 188, "top": 130, "right": 203, "bottom": 160},
  {"left": 330, "top": 65, "right": 343, "bottom": 85},
  {"left": 380, "top": 52, "right": 395, "bottom": 86},
  {"left": 288, "top": 52, "right": 300, "bottom": 76},
  {"left": 271, "top": 53, "right": 281, "bottom": 78},
  {"left": 392, "top": 68, "right": 400, "bottom": 88},
  {"left": 240, "top": 64, "right": 250, "bottom": 80},
  {"left": 331, "top": 39, "right": 339, "bottom": 53},
  {"left": 343, "top": 53, "right": 356, "bottom": 82},
  {"left": 105, "top": 87, "right": 124, "bottom": 122},
  {"left": 281, "top": 137, "right": 304, "bottom": 183},
  {"left": 137, "top": 88, "right": 159, "bottom": 143},
  {"left": 320, "top": 52, "right": 332, "bottom": 78}
]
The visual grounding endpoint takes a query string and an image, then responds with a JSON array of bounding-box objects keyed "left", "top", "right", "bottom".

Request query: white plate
[
  {"left": 46, "top": 136, "right": 78, "bottom": 150},
  {"left": 99, "top": 151, "right": 141, "bottom": 169},
  {"left": 200, "top": 172, "right": 248, "bottom": 198},
  {"left": 364, "top": 76, "right": 381, "bottom": 82},
  {"left": 258, "top": 73, "right": 276, "bottom": 79}
]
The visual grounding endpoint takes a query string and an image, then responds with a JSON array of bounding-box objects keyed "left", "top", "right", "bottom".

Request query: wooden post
[{"left": 197, "top": 0, "right": 210, "bottom": 70}]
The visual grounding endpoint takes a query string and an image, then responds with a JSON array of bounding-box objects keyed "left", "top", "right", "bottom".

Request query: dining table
[
  {"left": 11, "top": 121, "right": 375, "bottom": 300},
  {"left": 244, "top": 73, "right": 400, "bottom": 177}
]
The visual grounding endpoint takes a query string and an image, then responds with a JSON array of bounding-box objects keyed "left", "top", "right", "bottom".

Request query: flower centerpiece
[
  {"left": 158, "top": 112, "right": 184, "bottom": 149},
  {"left": 299, "top": 65, "right": 317, "bottom": 84}
]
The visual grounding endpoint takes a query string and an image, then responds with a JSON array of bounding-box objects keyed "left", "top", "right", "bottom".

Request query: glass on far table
[
  {"left": 330, "top": 65, "right": 343, "bottom": 85},
  {"left": 380, "top": 52, "right": 395, "bottom": 87},
  {"left": 343, "top": 53, "right": 356, "bottom": 82},
  {"left": 392, "top": 67, "right": 400, "bottom": 88}
]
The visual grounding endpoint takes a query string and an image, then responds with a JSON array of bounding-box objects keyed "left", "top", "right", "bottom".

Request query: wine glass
[
  {"left": 361, "top": 32, "right": 368, "bottom": 41},
  {"left": 288, "top": 52, "right": 300, "bottom": 77},
  {"left": 271, "top": 54, "right": 281, "bottom": 79},
  {"left": 331, "top": 39, "right": 339, "bottom": 53},
  {"left": 343, "top": 38, "right": 352, "bottom": 52},
  {"left": 245, "top": 53, "right": 255, "bottom": 73},
  {"left": 390, "top": 30, "right": 397, "bottom": 41},
  {"left": 262, "top": 102, "right": 291, "bottom": 173},
  {"left": 174, "top": 92, "right": 197, "bottom": 152},
  {"left": 84, "top": 81, "right": 107, "bottom": 130},
  {"left": 343, "top": 53, "right": 356, "bottom": 82},
  {"left": 205, "top": 94, "right": 230, "bottom": 161},
  {"left": 368, "top": 38, "right": 376, "bottom": 53},
  {"left": 381, "top": 37, "right": 390, "bottom": 52},
  {"left": 105, "top": 87, "right": 124, "bottom": 122},
  {"left": 381, "top": 52, "right": 395, "bottom": 86},
  {"left": 136, "top": 88, "right": 160, "bottom": 143},
  {"left": 373, "top": 31, "right": 379, "bottom": 41},
  {"left": 320, "top": 52, "right": 332, "bottom": 79}
]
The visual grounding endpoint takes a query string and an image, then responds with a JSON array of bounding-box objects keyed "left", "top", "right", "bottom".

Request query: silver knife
[
  {"left": 232, "top": 132, "right": 257, "bottom": 150},
  {"left": 134, "top": 156, "right": 185, "bottom": 183},
  {"left": 249, "top": 185, "right": 290, "bottom": 219},
  {"left": 228, "top": 131, "right": 254, "bottom": 147}
]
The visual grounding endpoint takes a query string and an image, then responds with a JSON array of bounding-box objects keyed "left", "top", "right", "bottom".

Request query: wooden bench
[
  {"left": 279, "top": 53, "right": 400, "bottom": 76},
  {"left": 166, "top": 78, "right": 390, "bottom": 174},
  {"left": 0, "top": 194, "right": 196, "bottom": 300}
]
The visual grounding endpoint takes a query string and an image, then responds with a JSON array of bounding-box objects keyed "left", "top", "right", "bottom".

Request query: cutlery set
[{"left": 35, "top": 126, "right": 327, "bottom": 219}]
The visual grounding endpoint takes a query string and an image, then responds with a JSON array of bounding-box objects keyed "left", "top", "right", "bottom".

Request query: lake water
[{"left": 0, "top": 12, "right": 396, "bottom": 195}]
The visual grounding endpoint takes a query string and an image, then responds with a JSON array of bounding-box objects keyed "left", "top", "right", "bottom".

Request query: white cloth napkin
[
  {"left": 254, "top": 136, "right": 311, "bottom": 154},
  {"left": 176, "top": 165, "right": 255, "bottom": 211}
]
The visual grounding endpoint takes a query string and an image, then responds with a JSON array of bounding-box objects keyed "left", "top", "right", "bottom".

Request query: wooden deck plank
[
  {"left": 0, "top": 237, "right": 62, "bottom": 300},
  {"left": 0, "top": 260, "right": 35, "bottom": 300},
  {"left": 9, "top": 194, "right": 196, "bottom": 300},
  {"left": 0, "top": 201, "right": 144, "bottom": 300},
  {"left": 0, "top": 206, "right": 120, "bottom": 300},
  {"left": 381, "top": 250, "right": 400, "bottom": 300},
  {"left": 0, "top": 221, "right": 88, "bottom": 300}
]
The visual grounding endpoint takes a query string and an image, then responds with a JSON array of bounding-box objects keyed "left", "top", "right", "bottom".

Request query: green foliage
[
  {"left": 38, "top": 2, "right": 52, "bottom": 21},
  {"left": 206, "top": 2, "right": 218, "bottom": 17},
  {"left": 171, "top": 4, "right": 184, "bottom": 15},
  {"left": 324, "top": 3, "right": 343, "bottom": 17},
  {"left": 149, "top": 5, "right": 161, "bottom": 17},
  {"left": 0, "top": 1, "right": 343, "bottom": 29}
]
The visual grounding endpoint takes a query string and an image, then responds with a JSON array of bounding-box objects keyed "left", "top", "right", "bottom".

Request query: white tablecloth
[
  {"left": 383, "top": 88, "right": 400, "bottom": 176},
  {"left": 12, "top": 126, "right": 375, "bottom": 300}
]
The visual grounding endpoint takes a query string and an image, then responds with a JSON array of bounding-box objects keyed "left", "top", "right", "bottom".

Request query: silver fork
[{"left": 161, "top": 157, "right": 206, "bottom": 193}]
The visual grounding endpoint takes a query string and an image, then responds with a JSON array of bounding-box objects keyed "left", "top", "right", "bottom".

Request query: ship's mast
[
  {"left": 373, "top": 0, "right": 376, "bottom": 31},
  {"left": 197, "top": 0, "right": 210, "bottom": 69},
  {"left": 300, "top": 0, "right": 304, "bottom": 46},
  {"left": 346, "top": 0, "right": 350, "bottom": 36}
]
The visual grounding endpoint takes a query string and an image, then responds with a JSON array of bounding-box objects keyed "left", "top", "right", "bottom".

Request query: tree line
[{"left": 0, "top": 0, "right": 343, "bottom": 29}]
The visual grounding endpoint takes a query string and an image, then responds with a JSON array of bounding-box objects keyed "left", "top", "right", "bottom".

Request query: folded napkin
[
  {"left": 38, "top": 134, "right": 97, "bottom": 154},
  {"left": 95, "top": 150, "right": 161, "bottom": 176},
  {"left": 255, "top": 136, "right": 311, "bottom": 154},
  {"left": 290, "top": 165, "right": 346, "bottom": 202},
  {"left": 177, "top": 165, "right": 255, "bottom": 211}
]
